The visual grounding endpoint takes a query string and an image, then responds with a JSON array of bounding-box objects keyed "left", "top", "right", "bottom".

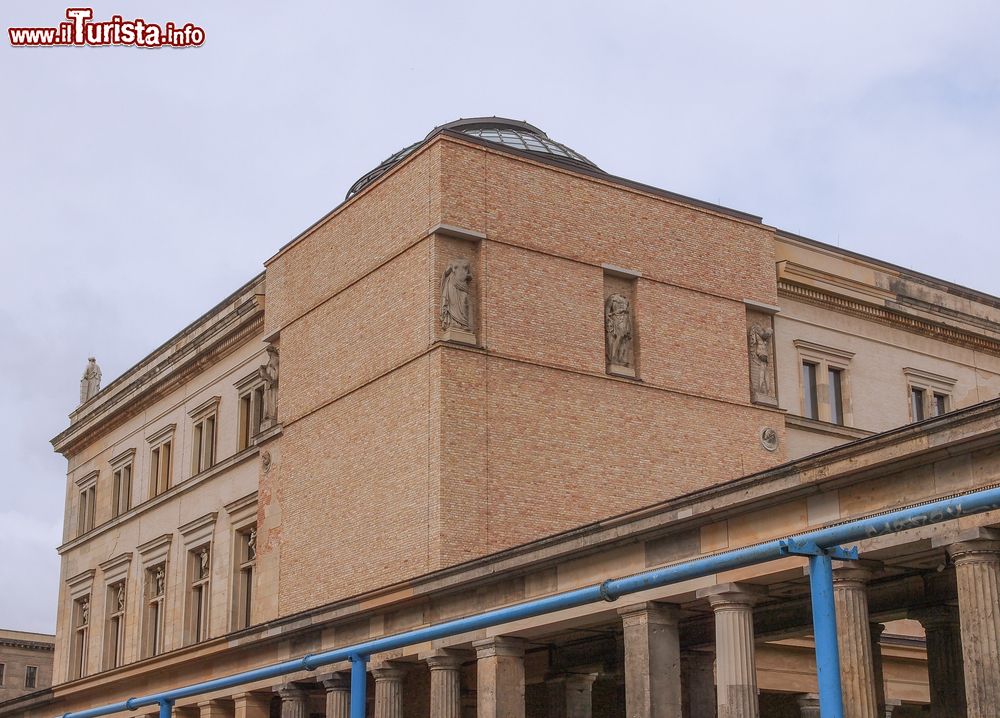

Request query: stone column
[
  {"left": 698, "top": 584, "right": 764, "bottom": 718},
  {"left": 832, "top": 565, "right": 879, "bottom": 718},
  {"left": 372, "top": 664, "right": 408, "bottom": 718},
  {"left": 618, "top": 602, "right": 682, "bottom": 718},
  {"left": 276, "top": 685, "right": 309, "bottom": 718},
  {"left": 473, "top": 636, "right": 526, "bottom": 718},
  {"left": 795, "top": 694, "right": 819, "bottom": 718},
  {"left": 232, "top": 693, "right": 271, "bottom": 718},
  {"left": 320, "top": 672, "right": 352, "bottom": 718},
  {"left": 198, "top": 700, "right": 234, "bottom": 718},
  {"left": 545, "top": 672, "right": 598, "bottom": 718},
  {"left": 910, "top": 605, "right": 967, "bottom": 718},
  {"left": 948, "top": 539, "right": 1000, "bottom": 718},
  {"left": 681, "top": 651, "right": 716, "bottom": 718},
  {"left": 869, "top": 622, "right": 887, "bottom": 717},
  {"left": 425, "top": 650, "right": 466, "bottom": 718}
]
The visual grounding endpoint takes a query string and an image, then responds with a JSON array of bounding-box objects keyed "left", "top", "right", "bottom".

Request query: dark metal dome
[{"left": 346, "top": 117, "right": 600, "bottom": 200}]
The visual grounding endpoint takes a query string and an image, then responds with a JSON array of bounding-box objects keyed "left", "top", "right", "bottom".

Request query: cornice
[
  {"left": 779, "top": 281, "right": 1000, "bottom": 358},
  {"left": 51, "top": 275, "right": 265, "bottom": 458}
]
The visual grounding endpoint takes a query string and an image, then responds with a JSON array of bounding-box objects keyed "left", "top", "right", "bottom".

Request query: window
[
  {"left": 24, "top": 666, "right": 37, "bottom": 689},
  {"left": 185, "top": 547, "right": 211, "bottom": 644},
  {"left": 150, "top": 440, "right": 173, "bottom": 498},
  {"left": 111, "top": 456, "right": 133, "bottom": 518},
  {"left": 903, "top": 368, "right": 956, "bottom": 424},
  {"left": 143, "top": 565, "right": 166, "bottom": 658},
  {"left": 911, "top": 387, "right": 926, "bottom": 422},
  {"left": 78, "top": 485, "right": 96, "bottom": 536},
  {"left": 103, "top": 581, "right": 126, "bottom": 670},
  {"left": 191, "top": 413, "right": 217, "bottom": 475},
  {"left": 238, "top": 384, "right": 265, "bottom": 451},
  {"left": 234, "top": 527, "right": 256, "bottom": 630},
  {"left": 828, "top": 368, "right": 845, "bottom": 426},
  {"left": 0, "top": 662, "right": 5, "bottom": 685},
  {"left": 802, "top": 362, "right": 819, "bottom": 420},
  {"left": 793, "top": 341, "right": 855, "bottom": 426},
  {"left": 71, "top": 595, "right": 90, "bottom": 679}
]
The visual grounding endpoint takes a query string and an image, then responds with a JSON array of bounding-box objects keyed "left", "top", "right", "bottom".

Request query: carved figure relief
[
  {"left": 79, "top": 357, "right": 102, "bottom": 404},
  {"left": 760, "top": 427, "right": 779, "bottom": 452},
  {"left": 247, "top": 528, "right": 257, "bottom": 560},
  {"left": 80, "top": 597, "right": 90, "bottom": 626},
  {"left": 259, "top": 346, "right": 279, "bottom": 428},
  {"left": 154, "top": 565, "right": 165, "bottom": 596},
  {"left": 116, "top": 584, "right": 126, "bottom": 612},
  {"left": 604, "top": 293, "right": 633, "bottom": 369},
  {"left": 261, "top": 451, "right": 272, "bottom": 473},
  {"left": 441, "top": 259, "right": 475, "bottom": 339},
  {"left": 198, "top": 548, "right": 210, "bottom": 579},
  {"left": 747, "top": 313, "right": 778, "bottom": 406}
]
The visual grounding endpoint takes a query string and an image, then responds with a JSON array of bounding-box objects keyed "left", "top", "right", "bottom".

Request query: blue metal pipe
[
  {"left": 157, "top": 701, "right": 172, "bottom": 718},
  {"left": 349, "top": 656, "right": 366, "bottom": 718},
  {"left": 61, "top": 484, "right": 1000, "bottom": 718},
  {"left": 808, "top": 554, "right": 844, "bottom": 718}
]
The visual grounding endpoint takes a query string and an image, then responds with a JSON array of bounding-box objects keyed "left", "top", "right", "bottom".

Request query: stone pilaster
[
  {"left": 425, "top": 650, "right": 467, "bottom": 718},
  {"left": 910, "top": 605, "right": 966, "bottom": 718},
  {"left": 232, "top": 693, "right": 271, "bottom": 718},
  {"left": 473, "top": 636, "right": 526, "bottom": 718},
  {"left": 618, "top": 602, "right": 682, "bottom": 718},
  {"left": 545, "top": 672, "right": 598, "bottom": 718},
  {"left": 681, "top": 651, "right": 716, "bottom": 718},
  {"left": 869, "top": 622, "right": 887, "bottom": 717},
  {"left": 948, "top": 539, "right": 1000, "bottom": 718},
  {"left": 698, "top": 584, "right": 764, "bottom": 718},
  {"left": 832, "top": 565, "right": 879, "bottom": 718},
  {"left": 320, "top": 672, "right": 352, "bottom": 718},
  {"left": 795, "top": 694, "right": 819, "bottom": 718},
  {"left": 372, "top": 664, "right": 408, "bottom": 718},
  {"left": 276, "top": 686, "right": 309, "bottom": 718}
]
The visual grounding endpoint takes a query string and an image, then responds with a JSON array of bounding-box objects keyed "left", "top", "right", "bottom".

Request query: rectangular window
[
  {"left": 802, "top": 362, "right": 819, "bottom": 420},
  {"left": 191, "top": 414, "right": 217, "bottom": 475},
  {"left": 143, "top": 565, "right": 166, "bottom": 658},
  {"left": 828, "top": 368, "right": 845, "bottom": 426},
  {"left": 77, "top": 484, "right": 96, "bottom": 537},
  {"left": 0, "top": 662, "right": 5, "bottom": 685},
  {"left": 112, "top": 462, "right": 132, "bottom": 518},
  {"left": 150, "top": 441, "right": 173, "bottom": 498},
  {"left": 933, "top": 393, "right": 949, "bottom": 417},
  {"left": 186, "top": 547, "right": 211, "bottom": 644},
  {"left": 238, "top": 386, "right": 265, "bottom": 451},
  {"left": 911, "top": 387, "right": 926, "bottom": 422},
  {"left": 103, "top": 581, "right": 126, "bottom": 670},
  {"left": 234, "top": 527, "right": 256, "bottom": 630},
  {"left": 24, "top": 666, "right": 37, "bottom": 689},
  {"left": 71, "top": 596, "right": 90, "bottom": 679}
]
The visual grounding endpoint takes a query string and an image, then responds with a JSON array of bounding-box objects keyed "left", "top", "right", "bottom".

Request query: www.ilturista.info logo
[{"left": 8, "top": 8, "right": 205, "bottom": 47}]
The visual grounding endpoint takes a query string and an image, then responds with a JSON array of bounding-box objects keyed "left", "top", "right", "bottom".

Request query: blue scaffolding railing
[{"left": 61, "top": 484, "right": 1000, "bottom": 718}]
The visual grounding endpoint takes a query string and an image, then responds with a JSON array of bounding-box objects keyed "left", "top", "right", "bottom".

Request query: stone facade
[
  {"left": 0, "top": 631, "right": 54, "bottom": 704},
  {"left": 15, "top": 119, "right": 1000, "bottom": 718}
]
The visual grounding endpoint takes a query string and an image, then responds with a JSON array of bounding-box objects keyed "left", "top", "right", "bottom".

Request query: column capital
[
  {"left": 832, "top": 559, "right": 881, "bottom": 587},
  {"left": 909, "top": 604, "right": 960, "bottom": 631},
  {"left": 473, "top": 635, "right": 526, "bottom": 659},
  {"left": 231, "top": 693, "right": 271, "bottom": 704},
  {"left": 616, "top": 600, "right": 679, "bottom": 625},
  {"left": 275, "top": 684, "right": 310, "bottom": 700},
  {"left": 319, "top": 671, "right": 352, "bottom": 691},
  {"left": 544, "top": 671, "right": 599, "bottom": 689},
  {"left": 371, "top": 662, "right": 409, "bottom": 682},
  {"left": 422, "top": 648, "right": 470, "bottom": 670},
  {"left": 947, "top": 539, "right": 1000, "bottom": 565},
  {"left": 697, "top": 582, "right": 767, "bottom": 609}
]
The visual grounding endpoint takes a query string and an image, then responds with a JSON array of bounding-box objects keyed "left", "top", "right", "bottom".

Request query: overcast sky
[{"left": 1, "top": 1, "right": 998, "bottom": 633}]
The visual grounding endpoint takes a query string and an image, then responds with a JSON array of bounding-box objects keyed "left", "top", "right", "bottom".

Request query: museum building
[{"left": 3, "top": 118, "right": 1000, "bottom": 718}]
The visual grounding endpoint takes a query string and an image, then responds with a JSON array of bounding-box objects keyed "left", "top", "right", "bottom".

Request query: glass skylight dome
[{"left": 346, "top": 118, "right": 600, "bottom": 200}]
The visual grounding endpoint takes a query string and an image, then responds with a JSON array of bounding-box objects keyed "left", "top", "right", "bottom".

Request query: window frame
[
  {"left": 235, "top": 372, "right": 266, "bottom": 452},
  {"left": 65, "top": 569, "right": 94, "bottom": 680},
  {"left": 110, "top": 449, "right": 136, "bottom": 519},
  {"left": 98, "top": 552, "right": 132, "bottom": 671},
  {"left": 179, "top": 512, "right": 217, "bottom": 646},
  {"left": 24, "top": 665, "right": 37, "bottom": 689},
  {"left": 146, "top": 425, "right": 176, "bottom": 501},
  {"left": 75, "top": 471, "right": 98, "bottom": 537},
  {"left": 793, "top": 340, "right": 855, "bottom": 426},
  {"left": 903, "top": 368, "right": 956, "bottom": 424},
  {"left": 137, "top": 533, "right": 171, "bottom": 659},
  {"left": 188, "top": 397, "right": 221, "bottom": 477},
  {"left": 225, "top": 492, "right": 258, "bottom": 631},
  {"left": 0, "top": 662, "right": 6, "bottom": 686}
]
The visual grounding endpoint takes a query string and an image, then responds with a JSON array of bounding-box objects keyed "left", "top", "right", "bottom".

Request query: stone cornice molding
[
  {"left": 74, "top": 470, "right": 98, "bottom": 489},
  {"left": 178, "top": 512, "right": 218, "bottom": 549},
  {"left": 187, "top": 396, "right": 221, "bottom": 419},
  {"left": 51, "top": 275, "right": 265, "bottom": 458},
  {"left": 97, "top": 552, "right": 133, "bottom": 581},
  {"left": 779, "top": 280, "right": 1000, "bottom": 357},
  {"left": 224, "top": 492, "right": 258, "bottom": 525},
  {"left": 137, "top": 533, "right": 172, "bottom": 565},
  {"left": 145, "top": 423, "right": 176, "bottom": 447},
  {"left": 109, "top": 448, "right": 136, "bottom": 468}
]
